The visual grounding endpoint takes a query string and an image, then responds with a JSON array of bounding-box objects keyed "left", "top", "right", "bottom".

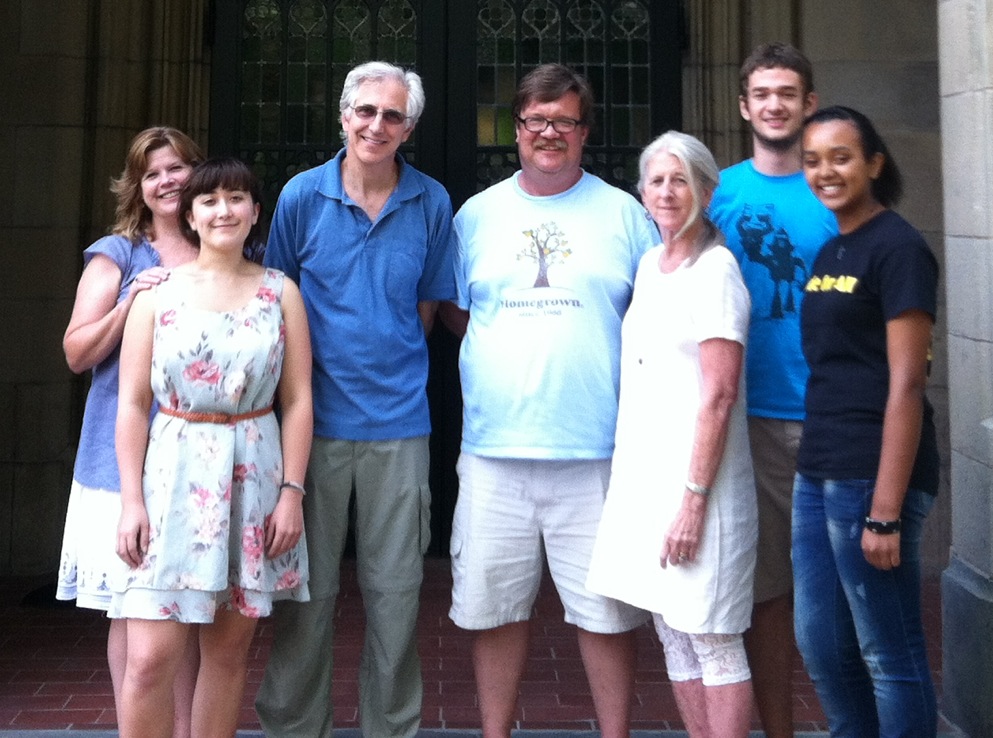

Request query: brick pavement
[{"left": 0, "top": 558, "right": 945, "bottom": 733}]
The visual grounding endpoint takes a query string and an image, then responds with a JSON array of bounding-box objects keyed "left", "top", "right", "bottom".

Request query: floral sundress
[{"left": 109, "top": 268, "right": 309, "bottom": 623}]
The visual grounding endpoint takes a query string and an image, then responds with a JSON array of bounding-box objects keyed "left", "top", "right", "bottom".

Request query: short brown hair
[
  {"left": 739, "top": 42, "right": 814, "bottom": 98},
  {"left": 512, "top": 63, "right": 595, "bottom": 128},
  {"left": 110, "top": 127, "right": 204, "bottom": 242}
]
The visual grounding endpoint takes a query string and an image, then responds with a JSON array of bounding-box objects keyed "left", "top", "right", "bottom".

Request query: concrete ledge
[{"left": 942, "top": 555, "right": 993, "bottom": 736}]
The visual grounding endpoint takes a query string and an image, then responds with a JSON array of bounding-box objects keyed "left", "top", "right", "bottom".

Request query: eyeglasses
[
  {"left": 516, "top": 116, "right": 583, "bottom": 134},
  {"left": 349, "top": 104, "right": 409, "bottom": 126}
]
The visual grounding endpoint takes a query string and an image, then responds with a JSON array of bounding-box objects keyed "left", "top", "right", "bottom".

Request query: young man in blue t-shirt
[{"left": 709, "top": 42, "right": 837, "bottom": 738}]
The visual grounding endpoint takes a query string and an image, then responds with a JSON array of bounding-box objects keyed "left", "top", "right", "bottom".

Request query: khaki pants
[
  {"left": 255, "top": 436, "right": 431, "bottom": 738},
  {"left": 748, "top": 417, "right": 802, "bottom": 604}
]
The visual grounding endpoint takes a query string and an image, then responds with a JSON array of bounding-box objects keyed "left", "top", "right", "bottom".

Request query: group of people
[{"left": 55, "top": 44, "right": 939, "bottom": 738}]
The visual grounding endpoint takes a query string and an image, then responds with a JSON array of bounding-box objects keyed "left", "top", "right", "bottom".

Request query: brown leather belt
[{"left": 157, "top": 404, "right": 274, "bottom": 424}]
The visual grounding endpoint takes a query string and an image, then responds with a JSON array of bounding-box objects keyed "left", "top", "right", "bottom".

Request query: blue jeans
[{"left": 792, "top": 475, "right": 936, "bottom": 738}]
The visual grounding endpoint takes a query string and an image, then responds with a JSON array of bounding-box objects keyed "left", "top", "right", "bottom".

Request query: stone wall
[
  {"left": 0, "top": 1, "right": 92, "bottom": 574},
  {"left": 939, "top": 0, "right": 993, "bottom": 732},
  {"left": 0, "top": 0, "right": 208, "bottom": 575}
]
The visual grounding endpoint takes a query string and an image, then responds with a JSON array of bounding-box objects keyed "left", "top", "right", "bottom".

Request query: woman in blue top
[
  {"left": 57, "top": 127, "right": 203, "bottom": 736},
  {"left": 795, "top": 106, "right": 939, "bottom": 737}
]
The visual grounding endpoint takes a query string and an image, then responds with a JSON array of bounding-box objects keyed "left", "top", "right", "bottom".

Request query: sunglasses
[{"left": 349, "top": 104, "right": 409, "bottom": 126}]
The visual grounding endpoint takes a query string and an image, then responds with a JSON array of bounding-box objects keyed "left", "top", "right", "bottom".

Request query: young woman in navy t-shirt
[{"left": 794, "top": 106, "right": 939, "bottom": 737}]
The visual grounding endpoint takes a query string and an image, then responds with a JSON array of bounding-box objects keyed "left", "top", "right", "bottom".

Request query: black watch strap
[{"left": 864, "top": 516, "right": 902, "bottom": 534}]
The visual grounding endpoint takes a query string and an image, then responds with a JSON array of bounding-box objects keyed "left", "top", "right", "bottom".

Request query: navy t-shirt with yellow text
[{"left": 797, "top": 209, "right": 940, "bottom": 494}]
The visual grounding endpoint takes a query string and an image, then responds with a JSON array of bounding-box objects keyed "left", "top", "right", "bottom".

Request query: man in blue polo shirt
[{"left": 255, "top": 61, "right": 455, "bottom": 738}]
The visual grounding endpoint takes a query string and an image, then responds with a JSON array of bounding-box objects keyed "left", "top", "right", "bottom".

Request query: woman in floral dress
[{"left": 112, "top": 158, "right": 313, "bottom": 738}]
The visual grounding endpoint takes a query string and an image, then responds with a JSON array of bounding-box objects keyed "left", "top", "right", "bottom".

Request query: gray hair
[
  {"left": 339, "top": 61, "right": 425, "bottom": 132},
  {"left": 638, "top": 130, "right": 722, "bottom": 247}
]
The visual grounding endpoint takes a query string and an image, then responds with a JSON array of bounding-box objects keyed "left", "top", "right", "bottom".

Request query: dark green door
[{"left": 209, "top": 0, "right": 682, "bottom": 555}]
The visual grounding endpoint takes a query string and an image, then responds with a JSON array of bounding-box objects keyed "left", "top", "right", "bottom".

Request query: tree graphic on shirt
[{"left": 518, "top": 222, "right": 572, "bottom": 288}]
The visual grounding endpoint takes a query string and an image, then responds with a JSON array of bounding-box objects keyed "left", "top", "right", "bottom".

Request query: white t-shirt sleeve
[{"left": 690, "top": 245, "right": 750, "bottom": 346}]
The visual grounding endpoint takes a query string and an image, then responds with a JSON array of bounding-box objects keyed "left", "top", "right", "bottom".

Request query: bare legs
[
  {"left": 118, "top": 612, "right": 257, "bottom": 738},
  {"left": 109, "top": 618, "right": 200, "bottom": 738},
  {"left": 577, "top": 628, "right": 636, "bottom": 738},
  {"left": 474, "top": 622, "right": 530, "bottom": 738},
  {"left": 107, "top": 617, "right": 128, "bottom": 721},
  {"left": 118, "top": 619, "right": 188, "bottom": 738},
  {"left": 473, "top": 622, "right": 635, "bottom": 738},
  {"left": 744, "top": 593, "right": 794, "bottom": 738},
  {"left": 191, "top": 609, "right": 257, "bottom": 737},
  {"left": 672, "top": 678, "right": 753, "bottom": 738}
]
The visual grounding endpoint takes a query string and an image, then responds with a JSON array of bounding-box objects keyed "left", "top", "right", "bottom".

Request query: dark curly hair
[{"left": 739, "top": 42, "right": 815, "bottom": 98}]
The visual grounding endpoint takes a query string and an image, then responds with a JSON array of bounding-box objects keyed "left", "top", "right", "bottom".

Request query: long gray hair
[{"left": 638, "top": 130, "right": 723, "bottom": 256}]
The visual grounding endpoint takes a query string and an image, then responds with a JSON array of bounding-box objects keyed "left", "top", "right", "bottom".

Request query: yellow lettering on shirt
[{"left": 805, "top": 275, "right": 860, "bottom": 294}]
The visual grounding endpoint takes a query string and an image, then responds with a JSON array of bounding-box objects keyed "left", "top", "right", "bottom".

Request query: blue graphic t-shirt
[
  {"left": 710, "top": 160, "right": 837, "bottom": 419},
  {"left": 453, "top": 171, "right": 658, "bottom": 459}
]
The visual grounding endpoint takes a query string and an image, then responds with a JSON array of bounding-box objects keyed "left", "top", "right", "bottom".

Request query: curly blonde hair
[{"left": 110, "top": 127, "right": 204, "bottom": 242}]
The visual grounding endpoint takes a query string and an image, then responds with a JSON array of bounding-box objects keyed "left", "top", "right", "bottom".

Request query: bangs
[{"left": 185, "top": 158, "right": 257, "bottom": 200}]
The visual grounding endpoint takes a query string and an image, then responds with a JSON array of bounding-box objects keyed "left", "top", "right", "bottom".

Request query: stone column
[
  {"left": 0, "top": 0, "right": 94, "bottom": 575},
  {"left": 85, "top": 0, "right": 210, "bottom": 239},
  {"left": 682, "top": 0, "right": 798, "bottom": 167},
  {"left": 0, "top": 0, "right": 208, "bottom": 575},
  {"left": 939, "top": 0, "right": 993, "bottom": 733}
]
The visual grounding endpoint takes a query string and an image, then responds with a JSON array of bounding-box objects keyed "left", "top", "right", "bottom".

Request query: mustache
[{"left": 534, "top": 140, "right": 568, "bottom": 151}]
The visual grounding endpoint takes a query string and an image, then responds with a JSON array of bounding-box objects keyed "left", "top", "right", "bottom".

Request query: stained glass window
[
  {"left": 239, "top": 0, "right": 419, "bottom": 201},
  {"left": 474, "top": 0, "right": 652, "bottom": 191}
]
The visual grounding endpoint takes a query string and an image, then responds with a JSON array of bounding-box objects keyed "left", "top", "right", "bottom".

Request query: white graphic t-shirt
[{"left": 453, "top": 171, "right": 657, "bottom": 459}]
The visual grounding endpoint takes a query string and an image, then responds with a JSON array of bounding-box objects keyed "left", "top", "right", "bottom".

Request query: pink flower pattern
[
  {"left": 190, "top": 485, "right": 211, "bottom": 507},
  {"left": 115, "top": 269, "right": 308, "bottom": 623},
  {"left": 233, "top": 463, "right": 256, "bottom": 483},
  {"left": 159, "top": 602, "right": 183, "bottom": 619},
  {"left": 182, "top": 359, "right": 223, "bottom": 385}
]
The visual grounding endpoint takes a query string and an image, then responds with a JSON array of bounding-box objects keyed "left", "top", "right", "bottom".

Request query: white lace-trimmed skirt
[{"left": 56, "top": 479, "right": 121, "bottom": 611}]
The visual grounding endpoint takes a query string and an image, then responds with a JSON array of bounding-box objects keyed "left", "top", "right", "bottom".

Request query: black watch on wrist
[{"left": 864, "top": 516, "right": 902, "bottom": 535}]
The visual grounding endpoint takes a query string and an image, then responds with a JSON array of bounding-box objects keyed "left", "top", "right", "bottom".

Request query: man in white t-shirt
[
  {"left": 440, "top": 63, "right": 657, "bottom": 738},
  {"left": 710, "top": 42, "right": 837, "bottom": 738}
]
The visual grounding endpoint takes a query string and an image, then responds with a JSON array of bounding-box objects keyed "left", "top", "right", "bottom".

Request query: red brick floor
[{"left": 0, "top": 558, "right": 944, "bottom": 733}]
